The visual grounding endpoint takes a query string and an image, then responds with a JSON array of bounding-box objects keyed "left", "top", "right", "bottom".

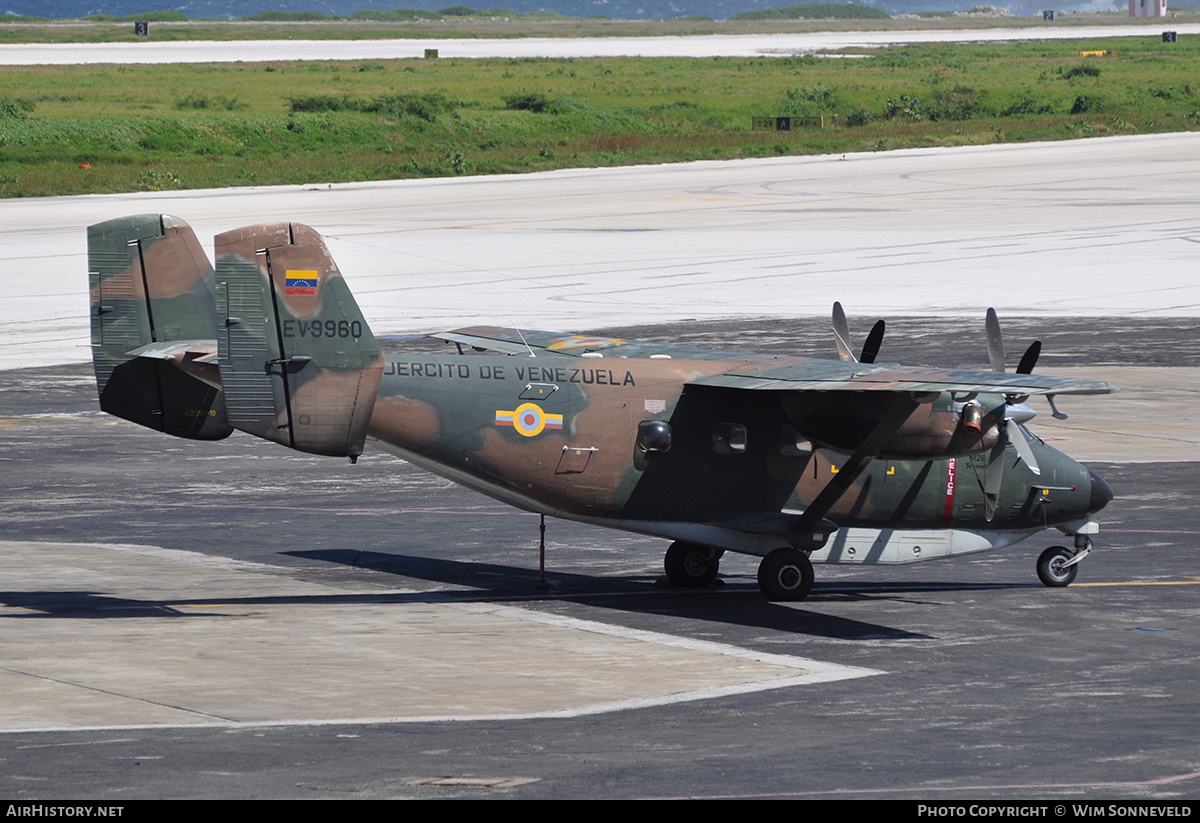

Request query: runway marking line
[
  {"left": 657, "top": 768, "right": 1200, "bottom": 799},
  {"left": 456, "top": 601, "right": 883, "bottom": 684},
  {"left": 1072, "top": 578, "right": 1200, "bottom": 587}
]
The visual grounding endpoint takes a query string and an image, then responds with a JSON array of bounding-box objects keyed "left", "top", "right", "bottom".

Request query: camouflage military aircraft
[{"left": 88, "top": 214, "right": 1115, "bottom": 602}]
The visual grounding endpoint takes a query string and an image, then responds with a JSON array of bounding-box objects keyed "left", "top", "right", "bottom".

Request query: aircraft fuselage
[{"left": 367, "top": 352, "right": 1107, "bottom": 558}]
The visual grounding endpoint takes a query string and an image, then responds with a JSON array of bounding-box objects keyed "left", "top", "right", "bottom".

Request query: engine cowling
[{"left": 781, "top": 392, "right": 1003, "bottom": 459}]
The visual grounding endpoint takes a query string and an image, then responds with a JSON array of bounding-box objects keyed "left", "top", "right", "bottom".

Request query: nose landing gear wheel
[
  {"left": 664, "top": 541, "right": 720, "bottom": 588},
  {"left": 757, "top": 548, "right": 814, "bottom": 602},
  {"left": 1037, "top": 546, "right": 1078, "bottom": 588}
]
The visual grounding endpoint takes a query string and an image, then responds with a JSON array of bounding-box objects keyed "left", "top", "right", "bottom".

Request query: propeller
[
  {"left": 982, "top": 308, "right": 1043, "bottom": 520},
  {"left": 832, "top": 302, "right": 886, "bottom": 365},
  {"left": 985, "top": 307, "right": 1041, "bottom": 376}
]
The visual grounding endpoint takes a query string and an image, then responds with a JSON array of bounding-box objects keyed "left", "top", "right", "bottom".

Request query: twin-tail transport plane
[{"left": 87, "top": 215, "right": 1115, "bottom": 601}]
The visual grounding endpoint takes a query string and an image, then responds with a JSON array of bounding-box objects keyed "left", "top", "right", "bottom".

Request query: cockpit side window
[{"left": 713, "top": 423, "right": 747, "bottom": 454}]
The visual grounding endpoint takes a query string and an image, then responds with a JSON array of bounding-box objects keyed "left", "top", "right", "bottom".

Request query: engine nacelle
[{"left": 782, "top": 392, "right": 1003, "bottom": 459}]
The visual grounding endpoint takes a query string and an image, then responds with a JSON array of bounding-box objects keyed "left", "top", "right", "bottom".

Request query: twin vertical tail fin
[
  {"left": 213, "top": 221, "right": 383, "bottom": 458},
  {"left": 88, "top": 215, "right": 383, "bottom": 459},
  {"left": 89, "top": 214, "right": 232, "bottom": 440}
]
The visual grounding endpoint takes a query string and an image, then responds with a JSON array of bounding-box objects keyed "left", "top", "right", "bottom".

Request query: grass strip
[{"left": 2, "top": 38, "right": 1198, "bottom": 197}]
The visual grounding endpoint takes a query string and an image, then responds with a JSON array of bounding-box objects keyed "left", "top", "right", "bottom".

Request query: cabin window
[
  {"left": 712, "top": 423, "right": 747, "bottom": 454},
  {"left": 636, "top": 420, "right": 672, "bottom": 453},
  {"left": 779, "top": 425, "right": 812, "bottom": 457}
]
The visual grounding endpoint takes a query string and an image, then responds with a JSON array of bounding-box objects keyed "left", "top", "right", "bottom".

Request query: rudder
[
  {"left": 88, "top": 214, "right": 232, "bottom": 440},
  {"left": 214, "top": 222, "right": 383, "bottom": 459}
]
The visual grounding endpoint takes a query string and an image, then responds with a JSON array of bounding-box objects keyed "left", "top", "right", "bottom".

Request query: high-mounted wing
[
  {"left": 430, "top": 326, "right": 746, "bottom": 361},
  {"left": 433, "top": 327, "right": 1115, "bottom": 397},
  {"left": 691, "top": 361, "right": 1115, "bottom": 398}
]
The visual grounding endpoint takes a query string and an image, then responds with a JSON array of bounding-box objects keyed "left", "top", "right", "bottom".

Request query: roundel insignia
[
  {"left": 496, "top": 403, "right": 564, "bottom": 438},
  {"left": 547, "top": 335, "right": 627, "bottom": 351},
  {"left": 513, "top": 403, "right": 547, "bottom": 437}
]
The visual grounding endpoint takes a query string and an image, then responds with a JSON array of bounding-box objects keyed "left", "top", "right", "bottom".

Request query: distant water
[{"left": 2, "top": 0, "right": 1123, "bottom": 24}]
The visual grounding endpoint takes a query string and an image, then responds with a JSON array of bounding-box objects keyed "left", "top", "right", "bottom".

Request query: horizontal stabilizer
[{"left": 125, "top": 340, "right": 221, "bottom": 390}]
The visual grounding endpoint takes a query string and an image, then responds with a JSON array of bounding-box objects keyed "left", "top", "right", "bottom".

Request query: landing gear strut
[
  {"left": 1037, "top": 538, "right": 1091, "bottom": 588},
  {"left": 757, "top": 548, "right": 814, "bottom": 602},
  {"left": 663, "top": 541, "right": 721, "bottom": 588}
]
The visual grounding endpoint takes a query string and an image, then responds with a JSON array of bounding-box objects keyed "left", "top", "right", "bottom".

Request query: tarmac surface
[
  {"left": 1, "top": 134, "right": 1199, "bottom": 798},
  {"left": 1, "top": 321, "right": 1198, "bottom": 799},
  {"left": 5, "top": 132, "right": 1200, "bottom": 372}
]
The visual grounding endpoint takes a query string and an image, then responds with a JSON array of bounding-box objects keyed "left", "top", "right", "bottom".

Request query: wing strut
[{"left": 789, "top": 393, "right": 923, "bottom": 545}]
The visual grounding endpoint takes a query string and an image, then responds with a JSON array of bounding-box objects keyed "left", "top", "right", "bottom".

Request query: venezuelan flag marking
[{"left": 285, "top": 270, "right": 318, "bottom": 295}]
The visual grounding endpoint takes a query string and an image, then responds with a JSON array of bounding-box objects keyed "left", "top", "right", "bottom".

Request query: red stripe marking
[{"left": 941, "top": 458, "right": 956, "bottom": 527}]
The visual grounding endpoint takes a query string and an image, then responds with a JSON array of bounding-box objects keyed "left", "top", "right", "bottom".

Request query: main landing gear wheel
[
  {"left": 757, "top": 548, "right": 814, "bottom": 602},
  {"left": 664, "top": 541, "right": 720, "bottom": 588},
  {"left": 1037, "top": 546, "right": 1078, "bottom": 588}
]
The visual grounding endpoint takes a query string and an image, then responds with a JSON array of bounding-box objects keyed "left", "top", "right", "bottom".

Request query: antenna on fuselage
[{"left": 508, "top": 321, "right": 537, "bottom": 358}]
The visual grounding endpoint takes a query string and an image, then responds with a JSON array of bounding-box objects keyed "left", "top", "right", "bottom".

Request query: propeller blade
[
  {"left": 984, "top": 437, "right": 1006, "bottom": 521},
  {"left": 985, "top": 307, "right": 1005, "bottom": 374},
  {"left": 1006, "top": 422, "right": 1042, "bottom": 477},
  {"left": 832, "top": 302, "right": 856, "bottom": 363},
  {"left": 859, "top": 320, "right": 886, "bottom": 365},
  {"left": 1016, "top": 340, "right": 1041, "bottom": 375}
]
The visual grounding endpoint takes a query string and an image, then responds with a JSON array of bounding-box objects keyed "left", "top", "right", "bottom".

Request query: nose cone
[{"left": 1088, "top": 469, "right": 1114, "bottom": 514}]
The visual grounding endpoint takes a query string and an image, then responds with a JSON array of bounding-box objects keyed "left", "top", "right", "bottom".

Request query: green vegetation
[
  {"left": 730, "top": 3, "right": 891, "bottom": 20},
  {"left": 349, "top": 8, "right": 443, "bottom": 20},
  {"left": 85, "top": 7, "right": 570, "bottom": 25},
  {"left": 1, "top": 37, "right": 1199, "bottom": 197},
  {"left": 240, "top": 11, "right": 342, "bottom": 21},
  {"left": 288, "top": 92, "right": 452, "bottom": 121},
  {"left": 81, "top": 11, "right": 190, "bottom": 22},
  {"left": 0, "top": 97, "right": 35, "bottom": 119}
]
